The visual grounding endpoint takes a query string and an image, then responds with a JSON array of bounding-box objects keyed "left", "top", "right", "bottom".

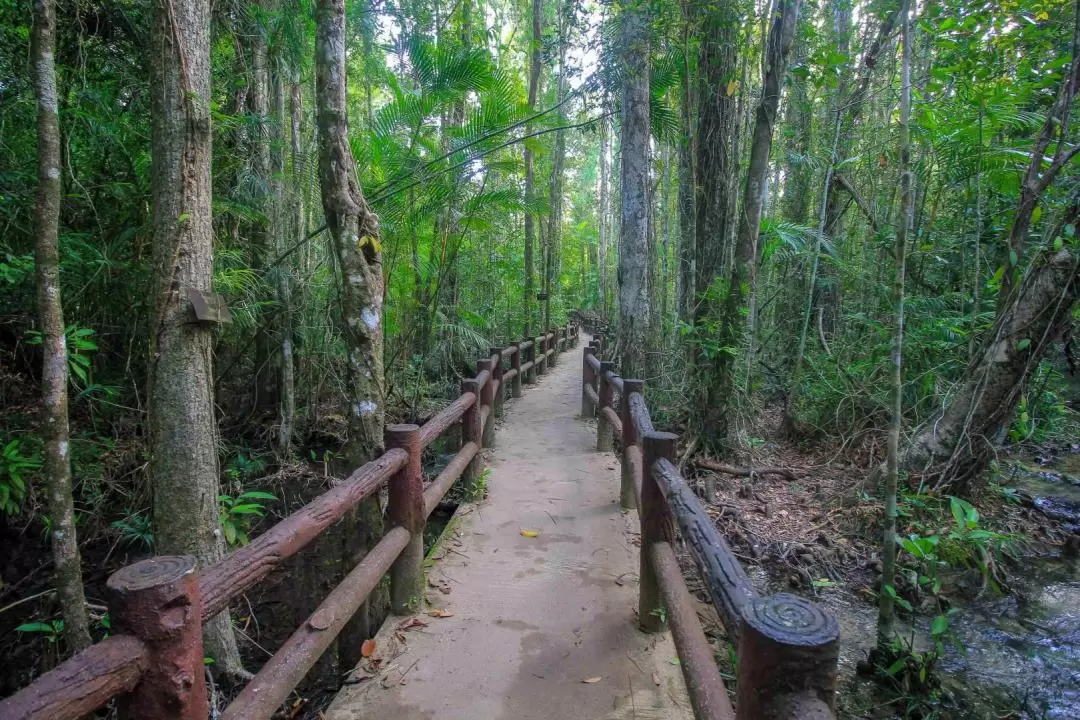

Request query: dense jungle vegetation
[{"left": 1, "top": 0, "right": 1079, "bottom": 715}]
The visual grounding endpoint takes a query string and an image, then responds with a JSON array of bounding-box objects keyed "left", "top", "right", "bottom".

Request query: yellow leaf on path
[
  {"left": 519, "top": 529, "right": 540, "bottom": 538},
  {"left": 582, "top": 676, "right": 603, "bottom": 684},
  {"left": 428, "top": 609, "right": 454, "bottom": 618},
  {"left": 361, "top": 639, "right": 376, "bottom": 658}
]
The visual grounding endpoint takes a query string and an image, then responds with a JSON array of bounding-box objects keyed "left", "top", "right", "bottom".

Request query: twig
[{"left": 695, "top": 459, "right": 798, "bottom": 481}]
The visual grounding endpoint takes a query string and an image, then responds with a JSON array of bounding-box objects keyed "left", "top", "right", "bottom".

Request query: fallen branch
[{"left": 694, "top": 459, "right": 799, "bottom": 481}]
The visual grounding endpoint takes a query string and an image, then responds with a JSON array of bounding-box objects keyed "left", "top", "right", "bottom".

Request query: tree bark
[
  {"left": 32, "top": 0, "right": 92, "bottom": 655},
  {"left": 315, "top": 0, "right": 387, "bottom": 653},
  {"left": 148, "top": 0, "right": 243, "bottom": 674},
  {"left": 878, "top": 0, "right": 912, "bottom": 650},
  {"left": 617, "top": 0, "right": 652, "bottom": 380},
  {"left": 523, "top": 0, "right": 542, "bottom": 337}
]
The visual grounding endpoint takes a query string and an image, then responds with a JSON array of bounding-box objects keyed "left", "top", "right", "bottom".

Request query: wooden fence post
[
  {"left": 639, "top": 431, "right": 677, "bottom": 633},
  {"left": 386, "top": 424, "right": 423, "bottom": 614},
  {"left": 511, "top": 342, "right": 523, "bottom": 398},
  {"left": 597, "top": 360, "right": 615, "bottom": 452},
  {"left": 735, "top": 594, "right": 840, "bottom": 719},
  {"left": 550, "top": 327, "right": 559, "bottom": 366},
  {"left": 490, "top": 347, "right": 505, "bottom": 418},
  {"left": 523, "top": 337, "right": 536, "bottom": 385},
  {"left": 461, "top": 379, "right": 482, "bottom": 484},
  {"left": 581, "top": 345, "right": 596, "bottom": 418},
  {"left": 535, "top": 335, "right": 546, "bottom": 376},
  {"left": 106, "top": 556, "right": 207, "bottom": 720},
  {"left": 620, "top": 379, "right": 643, "bottom": 509},
  {"left": 478, "top": 358, "right": 495, "bottom": 447}
]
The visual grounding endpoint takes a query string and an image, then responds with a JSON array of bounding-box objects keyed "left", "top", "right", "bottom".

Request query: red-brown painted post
[
  {"left": 106, "top": 556, "right": 207, "bottom": 720},
  {"left": 386, "top": 424, "right": 423, "bottom": 614},
  {"left": 461, "top": 379, "right": 482, "bottom": 484},
  {"left": 620, "top": 379, "right": 643, "bottom": 509},
  {"left": 489, "top": 347, "right": 506, "bottom": 418},
  {"left": 735, "top": 594, "right": 841, "bottom": 719},
  {"left": 477, "top": 358, "right": 495, "bottom": 447},
  {"left": 597, "top": 360, "right": 615, "bottom": 452},
  {"left": 640, "top": 431, "right": 677, "bottom": 633},
  {"left": 511, "top": 342, "right": 523, "bottom": 398},
  {"left": 581, "top": 345, "right": 596, "bottom": 418}
]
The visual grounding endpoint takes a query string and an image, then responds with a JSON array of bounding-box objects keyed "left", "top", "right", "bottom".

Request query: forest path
[{"left": 327, "top": 337, "right": 691, "bottom": 720}]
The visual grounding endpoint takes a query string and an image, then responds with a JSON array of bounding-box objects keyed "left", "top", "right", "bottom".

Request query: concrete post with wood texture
[
  {"left": 581, "top": 345, "right": 596, "bottom": 418},
  {"left": 461, "top": 378, "right": 482, "bottom": 485},
  {"left": 478, "top": 358, "right": 495, "bottom": 447},
  {"left": 551, "top": 327, "right": 560, "bottom": 365},
  {"left": 735, "top": 593, "right": 840, "bottom": 719},
  {"left": 620, "top": 379, "right": 643, "bottom": 509},
  {"left": 596, "top": 360, "right": 615, "bottom": 452},
  {"left": 387, "top": 424, "right": 423, "bottom": 614},
  {"left": 489, "top": 347, "right": 506, "bottom": 418},
  {"left": 523, "top": 337, "right": 536, "bottom": 385},
  {"left": 639, "top": 432, "right": 677, "bottom": 633},
  {"left": 106, "top": 556, "right": 206, "bottom": 720},
  {"left": 511, "top": 342, "right": 523, "bottom": 398},
  {"left": 535, "top": 335, "right": 546, "bottom": 376}
]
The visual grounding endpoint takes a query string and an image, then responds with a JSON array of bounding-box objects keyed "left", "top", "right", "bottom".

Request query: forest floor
[{"left": 689, "top": 406, "right": 1080, "bottom": 719}]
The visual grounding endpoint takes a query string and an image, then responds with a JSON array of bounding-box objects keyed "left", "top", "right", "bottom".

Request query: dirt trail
[{"left": 327, "top": 338, "right": 691, "bottom": 720}]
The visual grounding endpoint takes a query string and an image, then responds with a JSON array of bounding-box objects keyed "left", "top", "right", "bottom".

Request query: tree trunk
[
  {"left": 523, "top": 0, "right": 542, "bottom": 337},
  {"left": 148, "top": 0, "right": 243, "bottom": 675},
  {"left": 709, "top": 0, "right": 801, "bottom": 448},
  {"left": 617, "top": 0, "right": 652, "bottom": 380},
  {"left": 598, "top": 113, "right": 610, "bottom": 315},
  {"left": 315, "top": 0, "right": 387, "bottom": 654},
  {"left": 252, "top": 5, "right": 277, "bottom": 412},
  {"left": 32, "top": 0, "right": 92, "bottom": 656},
  {"left": 692, "top": 0, "right": 739, "bottom": 446},
  {"left": 878, "top": 0, "right": 912, "bottom": 650}
]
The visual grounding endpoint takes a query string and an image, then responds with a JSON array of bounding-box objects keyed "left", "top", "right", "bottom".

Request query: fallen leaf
[
  {"left": 428, "top": 609, "right": 454, "bottom": 618},
  {"left": 519, "top": 529, "right": 540, "bottom": 538},
  {"left": 396, "top": 617, "right": 429, "bottom": 631},
  {"left": 361, "top": 639, "right": 376, "bottom": 658},
  {"left": 582, "top": 676, "right": 603, "bottom": 684}
]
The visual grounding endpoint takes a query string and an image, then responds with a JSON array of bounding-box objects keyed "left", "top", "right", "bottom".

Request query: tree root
[{"left": 695, "top": 459, "right": 798, "bottom": 482}]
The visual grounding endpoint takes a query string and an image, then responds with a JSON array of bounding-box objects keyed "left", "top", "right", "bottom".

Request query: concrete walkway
[{"left": 327, "top": 338, "right": 691, "bottom": 720}]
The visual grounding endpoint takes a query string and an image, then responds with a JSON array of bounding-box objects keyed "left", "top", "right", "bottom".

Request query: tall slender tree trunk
[
  {"left": 523, "top": 0, "right": 542, "bottom": 336},
  {"left": 148, "top": 0, "right": 243, "bottom": 674},
  {"left": 878, "top": 0, "right": 912, "bottom": 650},
  {"left": 617, "top": 0, "right": 652, "bottom": 380},
  {"left": 315, "top": 0, "right": 387, "bottom": 652},
  {"left": 32, "top": 0, "right": 91, "bottom": 655},
  {"left": 252, "top": 5, "right": 277, "bottom": 412},
  {"left": 275, "top": 52, "right": 296, "bottom": 458},
  {"left": 708, "top": 0, "right": 801, "bottom": 448},
  {"left": 676, "top": 3, "right": 696, "bottom": 326},
  {"left": 598, "top": 113, "right": 610, "bottom": 314}
]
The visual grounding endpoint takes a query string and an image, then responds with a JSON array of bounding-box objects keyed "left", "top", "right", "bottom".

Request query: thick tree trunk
[
  {"left": 315, "top": 0, "right": 387, "bottom": 654},
  {"left": 32, "top": 0, "right": 92, "bottom": 656},
  {"left": 692, "top": 0, "right": 739, "bottom": 446},
  {"left": 617, "top": 0, "right": 652, "bottom": 380},
  {"left": 148, "top": 0, "right": 243, "bottom": 674}
]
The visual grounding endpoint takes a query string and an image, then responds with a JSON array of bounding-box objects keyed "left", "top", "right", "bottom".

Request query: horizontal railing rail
[
  {"left": 0, "top": 322, "right": 579, "bottom": 720},
  {"left": 580, "top": 332, "right": 839, "bottom": 720}
]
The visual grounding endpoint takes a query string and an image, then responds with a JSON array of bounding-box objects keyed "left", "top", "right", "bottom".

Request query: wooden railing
[
  {"left": 581, "top": 334, "right": 840, "bottom": 720},
  {"left": 0, "top": 323, "right": 579, "bottom": 720}
]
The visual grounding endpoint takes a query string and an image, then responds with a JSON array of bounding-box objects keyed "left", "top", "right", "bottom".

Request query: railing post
[
  {"left": 461, "top": 378, "right": 482, "bottom": 484},
  {"left": 581, "top": 345, "right": 596, "bottom": 418},
  {"left": 535, "top": 335, "right": 546, "bottom": 376},
  {"left": 640, "top": 431, "right": 677, "bottom": 633},
  {"left": 490, "top": 347, "right": 506, "bottom": 418},
  {"left": 106, "top": 556, "right": 207, "bottom": 720},
  {"left": 511, "top": 342, "right": 523, "bottom": 398},
  {"left": 386, "top": 424, "right": 423, "bottom": 614},
  {"left": 620, "top": 379, "right": 643, "bottom": 509},
  {"left": 596, "top": 360, "right": 615, "bottom": 452},
  {"left": 478, "top": 358, "right": 495, "bottom": 447},
  {"left": 550, "top": 327, "right": 559, "bottom": 366},
  {"left": 735, "top": 594, "right": 841, "bottom": 719},
  {"left": 523, "top": 337, "right": 536, "bottom": 385}
]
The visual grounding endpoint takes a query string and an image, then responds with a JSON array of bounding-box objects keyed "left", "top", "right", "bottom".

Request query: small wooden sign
[{"left": 186, "top": 287, "right": 232, "bottom": 325}]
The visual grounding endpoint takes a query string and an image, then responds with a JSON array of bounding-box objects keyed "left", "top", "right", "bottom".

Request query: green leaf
[
  {"left": 16, "top": 622, "right": 57, "bottom": 634},
  {"left": 223, "top": 523, "right": 237, "bottom": 546},
  {"left": 1009, "top": 249, "right": 1019, "bottom": 266},
  {"left": 931, "top": 615, "right": 949, "bottom": 636},
  {"left": 885, "top": 658, "right": 907, "bottom": 676},
  {"left": 1017, "top": 338, "right": 1031, "bottom": 351}
]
